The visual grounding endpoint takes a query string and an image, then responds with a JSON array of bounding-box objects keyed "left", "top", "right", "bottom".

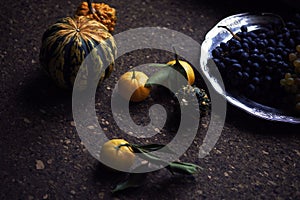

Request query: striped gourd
[{"left": 39, "top": 16, "right": 116, "bottom": 90}]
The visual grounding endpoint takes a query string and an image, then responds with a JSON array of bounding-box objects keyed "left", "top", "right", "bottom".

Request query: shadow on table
[
  {"left": 92, "top": 162, "right": 128, "bottom": 191},
  {"left": 225, "top": 104, "right": 300, "bottom": 136},
  {"left": 15, "top": 69, "right": 73, "bottom": 119},
  {"left": 92, "top": 161, "right": 198, "bottom": 197}
]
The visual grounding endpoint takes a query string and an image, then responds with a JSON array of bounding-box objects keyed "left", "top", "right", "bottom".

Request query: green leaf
[
  {"left": 167, "top": 161, "right": 202, "bottom": 175},
  {"left": 137, "top": 143, "right": 166, "bottom": 150},
  {"left": 171, "top": 47, "right": 188, "bottom": 83},
  {"left": 118, "top": 143, "right": 201, "bottom": 176},
  {"left": 148, "top": 63, "right": 171, "bottom": 68},
  {"left": 172, "top": 60, "right": 187, "bottom": 81},
  {"left": 144, "top": 67, "right": 171, "bottom": 88},
  {"left": 133, "top": 146, "right": 169, "bottom": 166},
  {"left": 132, "top": 144, "right": 175, "bottom": 154}
]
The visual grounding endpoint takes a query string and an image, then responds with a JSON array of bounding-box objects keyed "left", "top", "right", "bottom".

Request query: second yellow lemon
[
  {"left": 118, "top": 70, "right": 151, "bottom": 102},
  {"left": 167, "top": 60, "right": 195, "bottom": 85}
]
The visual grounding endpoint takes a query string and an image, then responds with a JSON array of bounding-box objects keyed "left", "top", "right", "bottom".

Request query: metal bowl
[{"left": 200, "top": 12, "right": 300, "bottom": 124}]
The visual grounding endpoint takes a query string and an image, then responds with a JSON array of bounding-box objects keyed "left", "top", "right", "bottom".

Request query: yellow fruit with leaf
[
  {"left": 117, "top": 70, "right": 151, "bottom": 102},
  {"left": 166, "top": 59, "right": 195, "bottom": 85},
  {"left": 100, "top": 139, "right": 135, "bottom": 171}
]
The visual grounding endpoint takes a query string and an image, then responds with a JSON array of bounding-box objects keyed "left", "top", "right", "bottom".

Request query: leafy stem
[
  {"left": 218, "top": 25, "right": 241, "bottom": 41},
  {"left": 112, "top": 142, "right": 202, "bottom": 193},
  {"left": 118, "top": 143, "right": 201, "bottom": 175},
  {"left": 173, "top": 46, "right": 180, "bottom": 65},
  {"left": 171, "top": 47, "right": 188, "bottom": 82},
  {"left": 144, "top": 48, "right": 188, "bottom": 88}
]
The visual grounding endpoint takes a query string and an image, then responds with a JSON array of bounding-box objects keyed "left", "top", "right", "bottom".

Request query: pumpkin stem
[
  {"left": 172, "top": 46, "right": 180, "bottom": 65},
  {"left": 87, "top": 0, "right": 95, "bottom": 14},
  {"left": 132, "top": 69, "right": 136, "bottom": 80}
]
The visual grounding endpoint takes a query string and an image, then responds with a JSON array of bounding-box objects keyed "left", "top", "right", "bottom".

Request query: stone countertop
[{"left": 0, "top": 0, "right": 299, "bottom": 199}]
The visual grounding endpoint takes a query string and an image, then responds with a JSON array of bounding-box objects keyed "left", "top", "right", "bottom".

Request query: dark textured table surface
[{"left": 1, "top": 0, "right": 300, "bottom": 199}]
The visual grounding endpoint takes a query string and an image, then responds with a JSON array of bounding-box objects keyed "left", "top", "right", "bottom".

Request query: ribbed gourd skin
[{"left": 39, "top": 16, "right": 117, "bottom": 89}]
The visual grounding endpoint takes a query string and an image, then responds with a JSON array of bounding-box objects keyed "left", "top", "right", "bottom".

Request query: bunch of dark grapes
[
  {"left": 212, "top": 13, "right": 300, "bottom": 109},
  {"left": 280, "top": 45, "right": 300, "bottom": 112}
]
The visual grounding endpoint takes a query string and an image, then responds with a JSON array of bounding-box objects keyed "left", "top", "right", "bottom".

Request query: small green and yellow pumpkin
[{"left": 39, "top": 15, "right": 116, "bottom": 90}]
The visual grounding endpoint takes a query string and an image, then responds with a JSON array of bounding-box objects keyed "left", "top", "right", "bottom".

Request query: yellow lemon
[
  {"left": 100, "top": 139, "right": 135, "bottom": 171},
  {"left": 167, "top": 60, "right": 195, "bottom": 85},
  {"left": 118, "top": 70, "right": 151, "bottom": 102}
]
